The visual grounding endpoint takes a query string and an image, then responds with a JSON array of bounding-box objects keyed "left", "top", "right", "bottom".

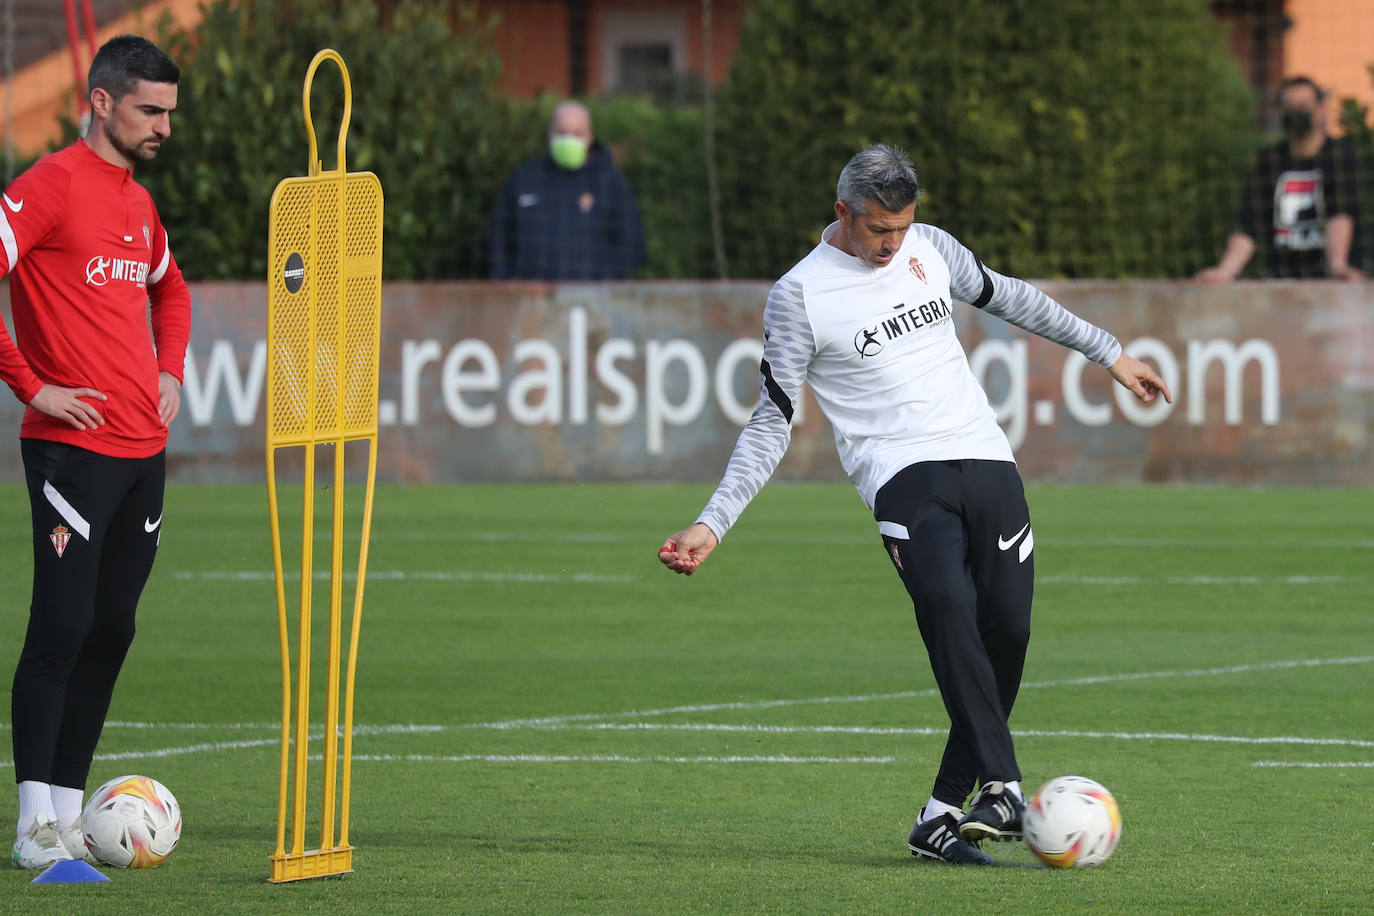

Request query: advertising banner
[{"left": 2, "top": 281, "right": 1371, "bottom": 485}]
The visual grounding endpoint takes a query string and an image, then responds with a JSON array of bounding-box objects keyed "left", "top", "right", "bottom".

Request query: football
[
  {"left": 82, "top": 775, "right": 182, "bottom": 868},
  {"left": 1023, "top": 775, "right": 1121, "bottom": 868}
]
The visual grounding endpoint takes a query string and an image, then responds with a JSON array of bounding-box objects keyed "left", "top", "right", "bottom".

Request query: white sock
[
  {"left": 1005, "top": 780, "right": 1023, "bottom": 802},
  {"left": 51, "top": 785, "right": 84, "bottom": 825},
  {"left": 17, "top": 780, "right": 57, "bottom": 836},
  {"left": 920, "top": 796, "right": 963, "bottom": 823}
]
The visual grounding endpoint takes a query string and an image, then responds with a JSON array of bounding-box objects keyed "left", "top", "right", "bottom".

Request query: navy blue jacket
[{"left": 487, "top": 141, "right": 646, "bottom": 280}]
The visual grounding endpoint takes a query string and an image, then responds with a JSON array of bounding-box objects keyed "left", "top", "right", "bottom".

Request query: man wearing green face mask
[{"left": 487, "top": 101, "right": 646, "bottom": 280}]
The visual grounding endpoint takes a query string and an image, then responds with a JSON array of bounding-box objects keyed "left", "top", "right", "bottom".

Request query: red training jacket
[{"left": 0, "top": 139, "right": 191, "bottom": 458}]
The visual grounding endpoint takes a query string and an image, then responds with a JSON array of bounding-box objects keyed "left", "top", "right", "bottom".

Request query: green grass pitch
[{"left": 1, "top": 481, "right": 1371, "bottom": 913}]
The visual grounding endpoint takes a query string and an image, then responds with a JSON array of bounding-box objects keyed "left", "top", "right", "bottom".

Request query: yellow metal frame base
[{"left": 269, "top": 846, "right": 354, "bottom": 883}]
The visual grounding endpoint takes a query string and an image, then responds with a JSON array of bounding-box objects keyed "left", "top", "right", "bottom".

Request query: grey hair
[{"left": 836, "top": 144, "right": 920, "bottom": 214}]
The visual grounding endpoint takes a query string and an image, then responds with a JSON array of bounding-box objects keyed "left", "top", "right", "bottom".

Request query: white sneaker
[
  {"left": 58, "top": 817, "right": 97, "bottom": 864},
  {"left": 12, "top": 816, "right": 74, "bottom": 869}
]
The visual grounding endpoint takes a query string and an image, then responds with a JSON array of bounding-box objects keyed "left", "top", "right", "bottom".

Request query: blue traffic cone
[{"left": 30, "top": 859, "right": 110, "bottom": 883}]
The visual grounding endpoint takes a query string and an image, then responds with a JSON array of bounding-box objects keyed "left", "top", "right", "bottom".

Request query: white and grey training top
[{"left": 695, "top": 221, "right": 1123, "bottom": 542}]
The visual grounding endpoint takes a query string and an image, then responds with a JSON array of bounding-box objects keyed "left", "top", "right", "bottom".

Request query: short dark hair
[
  {"left": 88, "top": 35, "right": 180, "bottom": 102},
  {"left": 1277, "top": 75, "right": 1325, "bottom": 104}
]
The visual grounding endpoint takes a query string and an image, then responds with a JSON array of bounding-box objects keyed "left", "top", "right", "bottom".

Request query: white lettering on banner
[
  {"left": 1186, "top": 339, "right": 1280, "bottom": 425},
  {"left": 595, "top": 339, "right": 638, "bottom": 425},
  {"left": 1115, "top": 337, "right": 1179, "bottom": 427},
  {"left": 183, "top": 341, "right": 266, "bottom": 425},
  {"left": 645, "top": 339, "right": 709, "bottom": 454},
  {"left": 509, "top": 338, "right": 562, "bottom": 424},
  {"left": 178, "top": 322, "right": 1283, "bottom": 454},
  {"left": 568, "top": 307, "right": 588, "bottom": 424},
  {"left": 1062, "top": 353, "right": 1112, "bottom": 428},
  {"left": 715, "top": 339, "right": 766, "bottom": 426},
  {"left": 401, "top": 339, "right": 441, "bottom": 424},
  {"left": 442, "top": 340, "right": 499, "bottom": 426},
  {"left": 969, "top": 340, "right": 1027, "bottom": 450}
]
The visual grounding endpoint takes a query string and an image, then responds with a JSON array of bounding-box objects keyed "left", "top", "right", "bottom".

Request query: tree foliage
[
  {"left": 132, "top": 0, "right": 527, "bottom": 280},
  {"left": 38, "top": 0, "right": 1351, "bottom": 282},
  {"left": 711, "top": 0, "right": 1258, "bottom": 279}
]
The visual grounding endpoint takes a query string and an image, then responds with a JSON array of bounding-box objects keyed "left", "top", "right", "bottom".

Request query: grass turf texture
[{"left": 1, "top": 482, "right": 1371, "bottom": 913}]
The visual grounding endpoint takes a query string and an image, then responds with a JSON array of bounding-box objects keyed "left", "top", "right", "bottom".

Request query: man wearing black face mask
[{"left": 1195, "top": 75, "right": 1366, "bottom": 283}]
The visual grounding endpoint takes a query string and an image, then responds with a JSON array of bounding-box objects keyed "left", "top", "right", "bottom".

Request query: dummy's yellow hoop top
[{"left": 303, "top": 48, "right": 352, "bottom": 178}]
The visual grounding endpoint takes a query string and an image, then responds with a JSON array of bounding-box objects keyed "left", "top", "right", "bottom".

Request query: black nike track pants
[
  {"left": 874, "top": 459, "right": 1034, "bottom": 807},
  {"left": 11, "top": 439, "right": 165, "bottom": 789}
]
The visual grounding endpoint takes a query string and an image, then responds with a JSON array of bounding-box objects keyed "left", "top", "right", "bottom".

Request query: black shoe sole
[
  {"left": 957, "top": 822, "right": 1023, "bottom": 843},
  {"left": 909, "top": 842, "right": 995, "bottom": 865}
]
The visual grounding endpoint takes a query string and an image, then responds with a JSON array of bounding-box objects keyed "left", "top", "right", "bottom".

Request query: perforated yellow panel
[
  {"left": 266, "top": 49, "right": 384, "bottom": 887},
  {"left": 266, "top": 171, "right": 383, "bottom": 447}
]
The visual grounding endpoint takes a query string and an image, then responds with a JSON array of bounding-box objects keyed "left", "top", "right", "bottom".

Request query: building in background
[
  {"left": 477, "top": 0, "right": 742, "bottom": 103},
  {"left": 1285, "top": 0, "right": 1374, "bottom": 129},
  {"left": 1216, "top": 0, "right": 1374, "bottom": 131},
  {"left": 1, "top": 0, "right": 202, "bottom": 158}
]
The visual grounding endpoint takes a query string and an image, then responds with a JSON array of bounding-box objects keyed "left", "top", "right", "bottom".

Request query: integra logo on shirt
[
  {"left": 85, "top": 254, "right": 148, "bottom": 287},
  {"left": 852, "top": 297, "right": 953, "bottom": 358},
  {"left": 854, "top": 326, "right": 883, "bottom": 358}
]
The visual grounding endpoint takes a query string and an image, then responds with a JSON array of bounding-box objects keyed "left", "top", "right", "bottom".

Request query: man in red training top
[{"left": 0, "top": 34, "right": 190, "bottom": 869}]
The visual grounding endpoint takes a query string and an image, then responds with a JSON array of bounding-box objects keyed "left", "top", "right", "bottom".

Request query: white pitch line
[
  {"left": 1014, "top": 728, "right": 1374, "bottom": 748},
  {"left": 0, "top": 723, "right": 446, "bottom": 768},
  {"left": 0, "top": 720, "right": 284, "bottom": 732},
  {"left": 2, "top": 726, "right": 1366, "bottom": 770},
  {"left": 339, "top": 753, "right": 896, "bottom": 765},
  {"left": 103, "top": 721, "right": 281, "bottom": 730},
  {"left": 0, "top": 737, "right": 279, "bottom": 769},
  {"left": 1037, "top": 575, "right": 1360, "bottom": 585},
  {"left": 166, "top": 569, "right": 1360, "bottom": 586},
  {"left": 1251, "top": 761, "right": 1374, "bottom": 768},
  {"left": 284, "top": 531, "right": 1374, "bottom": 550},
  {"left": 515, "top": 721, "right": 1374, "bottom": 750},
  {"left": 468, "top": 655, "right": 1374, "bottom": 730},
  {"left": 546, "top": 722, "right": 949, "bottom": 736},
  {"left": 1019, "top": 655, "right": 1374, "bottom": 689},
  {"left": 16, "top": 720, "right": 1369, "bottom": 752},
  {"left": 92, "top": 722, "right": 442, "bottom": 735},
  {"left": 2, "top": 658, "right": 1369, "bottom": 768},
  {"left": 172, "top": 570, "right": 638, "bottom": 584},
  {"left": 1037, "top": 537, "right": 1374, "bottom": 550}
]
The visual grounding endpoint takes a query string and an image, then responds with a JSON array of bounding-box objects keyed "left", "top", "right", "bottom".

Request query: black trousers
[
  {"left": 11, "top": 440, "right": 165, "bottom": 789},
  {"left": 874, "top": 459, "right": 1034, "bottom": 807}
]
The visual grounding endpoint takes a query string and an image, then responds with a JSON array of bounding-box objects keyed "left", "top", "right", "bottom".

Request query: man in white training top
[{"left": 657, "top": 143, "right": 1170, "bottom": 865}]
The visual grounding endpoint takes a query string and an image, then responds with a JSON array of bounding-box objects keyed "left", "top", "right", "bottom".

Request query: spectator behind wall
[
  {"left": 487, "top": 101, "right": 646, "bottom": 280},
  {"left": 1195, "top": 75, "right": 1367, "bottom": 283}
]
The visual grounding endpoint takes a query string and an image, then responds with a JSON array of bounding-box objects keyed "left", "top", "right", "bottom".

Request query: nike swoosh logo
[
  {"left": 997, "top": 523, "right": 1030, "bottom": 551},
  {"left": 144, "top": 514, "right": 162, "bottom": 533},
  {"left": 3, "top": 193, "right": 22, "bottom": 213}
]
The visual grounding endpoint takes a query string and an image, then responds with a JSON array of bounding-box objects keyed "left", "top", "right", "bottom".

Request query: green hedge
[
  {"left": 32, "top": 0, "right": 1371, "bottom": 281},
  {"left": 710, "top": 0, "right": 1259, "bottom": 279},
  {"left": 1339, "top": 92, "right": 1374, "bottom": 272},
  {"left": 125, "top": 1, "right": 714, "bottom": 281},
  {"left": 134, "top": 0, "right": 529, "bottom": 280}
]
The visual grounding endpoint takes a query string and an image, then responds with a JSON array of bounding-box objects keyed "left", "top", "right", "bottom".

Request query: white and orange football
[
  {"left": 1023, "top": 775, "right": 1122, "bottom": 868},
  {"left": 81, "top": 774, "right": 182, "bottom": 868}
]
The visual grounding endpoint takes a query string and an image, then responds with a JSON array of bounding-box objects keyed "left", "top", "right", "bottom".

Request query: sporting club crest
[{"left": 50, "top": 525, "right": 71, "bottom": 557}]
